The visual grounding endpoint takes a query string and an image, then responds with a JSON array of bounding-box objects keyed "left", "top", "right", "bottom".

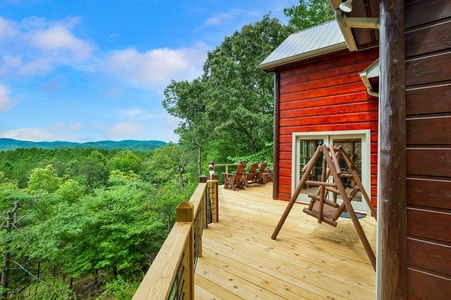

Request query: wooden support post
[
  {"left": 318, "top": 156, "right": 327, "bottom": 224},
  {"left": 175, "top": 202, "right": 195, "bottom": 300},
  {"left": 329, "top": 145, "right": 342, "bottom": 176},
  {"left": 272, "top": 145, "right": 322, "bottom": 240},
  {"left": 208, "top": 174, "right": 219, "bottom": 223},
  {"left": 379, "top": 0, "right": 407, "bottom": 296}
]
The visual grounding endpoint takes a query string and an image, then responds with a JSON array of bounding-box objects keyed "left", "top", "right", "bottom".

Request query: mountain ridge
[{"left": 0, "top": 138, "right": 167, "bottom": 151}]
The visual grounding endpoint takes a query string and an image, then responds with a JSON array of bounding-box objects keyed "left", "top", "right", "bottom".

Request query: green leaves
[
  {"left": 163, "top": 15, "right": 291, "bottom": 166},
  {"left": 28, "top": 165, "right": 62, "bottom": 194},
  {"left": 284, "top": 0, "right": 334, "bottom": 31}
]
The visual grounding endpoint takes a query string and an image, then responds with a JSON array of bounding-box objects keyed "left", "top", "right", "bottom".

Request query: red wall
[{"left": 277, "top": 48, "right": 380, "bottom": 207}]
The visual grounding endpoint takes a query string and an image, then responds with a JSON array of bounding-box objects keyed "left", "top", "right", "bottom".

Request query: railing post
[
  {"left": 208, "top": 173, "right": 219, "bottom": 223},
  {"left": 176, "top": 202, "right": 194, "bottom": 300},
  {"left": 200, "top": 175, "right": 208, "bottom": 231},
  {"left": 199, "top": 175, "right": 207, "bottom": 259}
]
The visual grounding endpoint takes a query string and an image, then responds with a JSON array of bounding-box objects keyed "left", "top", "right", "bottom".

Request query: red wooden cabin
[{"left": 259, "top": 20, "right": 379, "bottom": 214}]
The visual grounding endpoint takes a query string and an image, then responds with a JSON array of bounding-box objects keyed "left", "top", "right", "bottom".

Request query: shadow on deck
[{"left": 195, "top": 183, "right": 376, "bottom": 299}]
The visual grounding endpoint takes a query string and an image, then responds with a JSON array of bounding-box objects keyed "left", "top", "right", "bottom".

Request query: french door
[{"left": 292, "top": 130, "right": 371, "bottom": 213}]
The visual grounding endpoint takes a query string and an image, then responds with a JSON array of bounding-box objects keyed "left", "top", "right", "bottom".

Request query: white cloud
[
  {"left": 49, "top": 122, "right": 82, "bottom": 133},
  {"left": 106, "top": 122, "right": 144, "bottom": 140},
  {"left": 204, "top": 13, "right": 234, "bottom": 26},
  {"left": 1, "top": 128, "right": 54, "bottom": 141},
  {"left": 120, "top": 109, "right": 153, "bottom": 121},
  {"left": 30, "top": 24, "right": 92, "bottom": 60},
  {"left": 0, "top": 122, "right": 82, "bottom": 141},
  {"left": 0, "top": 17, "right": 17, "bottom": 39},
  {"left": 104, "top": 42, "right": 208, "bottom": 90},
  {"left": 0, "top": 17, "right": 93, "bottom": 76},
  {"left": 0, "top": 84, "right": 16, "bottom": 112}
]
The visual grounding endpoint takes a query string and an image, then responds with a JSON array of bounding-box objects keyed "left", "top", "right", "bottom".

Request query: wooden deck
[{"left": 195, "top": 183, "right": 376, "bottom": 299}]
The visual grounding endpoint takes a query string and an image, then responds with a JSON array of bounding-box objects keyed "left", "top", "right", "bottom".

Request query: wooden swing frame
[{"left": 271, "top": 144, "right": 377, "bottom": 270}]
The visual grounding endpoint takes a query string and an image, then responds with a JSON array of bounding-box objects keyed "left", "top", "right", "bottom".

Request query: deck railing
[{"left": 132, "top": 175, "right": 219, "bottom": 300}]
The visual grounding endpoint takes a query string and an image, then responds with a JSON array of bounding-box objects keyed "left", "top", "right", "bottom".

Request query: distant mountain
[{"left": 0, "top": 138, "right": 167, "bottom": 151}]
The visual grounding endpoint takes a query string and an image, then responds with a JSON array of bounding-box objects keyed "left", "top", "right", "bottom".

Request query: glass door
[{"left": 293, "top": 131, "right": 371, "bottom": 213}]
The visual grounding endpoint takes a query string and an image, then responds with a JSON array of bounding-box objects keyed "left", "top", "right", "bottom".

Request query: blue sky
[{"left": 0, "top": 0, "right": 296, "bottom": 143}]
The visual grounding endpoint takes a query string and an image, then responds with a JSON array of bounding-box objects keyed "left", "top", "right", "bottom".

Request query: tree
[
  {"left": 203, "top": 15, "right": 292, "bottom": 159},
  {"left": 55, "top": 179, "right": 85, "bottom": 204},
  {"left": 109, "top": 150, "right": 142, "bottom": 174},
  {"left": 163, "top": 78, "right": 214, "bottom": 176},
  {"left": 284, "top": 0, "right": 334, "bottom": 30},
  {"left": 27, "top": 165, "right": 62, "bottom": 193},
  {"left": 1, "top": 202, "right": 20, "bottom": 300},
  {"left": 164, "top": 15, "right": 291, "bottom": 166},
  {"left": 78, "top": 151, "right": 109, "bottom": 189},
  {"left": 142, "top": 143, "right": 195, "bottom": 194}
]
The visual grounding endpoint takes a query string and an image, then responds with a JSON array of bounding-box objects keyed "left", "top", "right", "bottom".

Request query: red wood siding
[
  {"left": 405, "top": 0, "right": 451, "bottom": 298},
  {"left": 276, "top": 48, "right": 379, "bottom": 206}
]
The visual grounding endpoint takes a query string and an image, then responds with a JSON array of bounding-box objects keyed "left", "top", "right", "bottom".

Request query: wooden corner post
[
  {"left": 208, "top": 173, "right": 219, "bottom": 223},
  {"left": 176, "top": 201, "right": 195, "bottom": 300}
]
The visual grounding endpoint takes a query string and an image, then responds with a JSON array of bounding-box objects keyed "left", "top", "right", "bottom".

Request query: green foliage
[
  {"left": 164, "top": 15, "right": 292, "bottom": 169},
  {"left": 109, "top": 150, "right": 143, "bottom": 174},
  {"left": 99, "top": 275, "right": 138, "bottom": 299},
  {"left": 26, "top": 281, "right": 75, "bottom": 300},
  {"left": 28, "top": 164, "right": 63, "bottom": 193},
  {"left": 0, "top": 145, "right": 193, "bottom": 298},
  {"left": 56, "top": 179, "right": 86, "bottom": 204},
  {"left": 284, "top": 0, "right": 334, "bottom": 30},
  {"left": 229, "top": 142, "right": 274, "bottom": 163},
  {"left": 0, "top": 138, "right": 166, "bottom": 151}
]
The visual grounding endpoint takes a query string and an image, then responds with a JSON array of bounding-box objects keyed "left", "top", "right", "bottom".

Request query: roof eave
[{"left": 258, "top": 42, "right": 348, "bottom": 72}]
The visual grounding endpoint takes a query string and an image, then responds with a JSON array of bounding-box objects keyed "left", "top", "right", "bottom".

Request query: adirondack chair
[
  {"left": 243, "top": 162, "right": 259, "bottom": 187},
  {"left": 250, "top": 162, "right": 268, "bottom": 184},
  {"left": 223, "top": 162, "right": 247, "bottom": 190}
]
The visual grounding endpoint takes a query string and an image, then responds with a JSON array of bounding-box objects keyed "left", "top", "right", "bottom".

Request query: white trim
[{"left": 291, "top": 130, "right": 372, "bottom": 214}]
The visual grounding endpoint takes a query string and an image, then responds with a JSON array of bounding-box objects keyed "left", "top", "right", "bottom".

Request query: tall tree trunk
[
  {"left": 1, "top": 202, "right": 19, "bottom": 300},
  {"left": 197, "top": 145, "right": 202, "bottom": 176},
  {"left": 178, "top": 158, "right": 188, "bottom": 193}
]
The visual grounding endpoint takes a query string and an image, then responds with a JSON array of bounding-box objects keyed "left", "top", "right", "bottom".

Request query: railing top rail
[
  {"left": 132, "top": 222, "right": 191, "bottom": 300},
  {"left": 214, "top": 162, "right": 273, "bottom": 167},
  {"left": 188, "top": 182, "right": 207, "bottom": 216}
]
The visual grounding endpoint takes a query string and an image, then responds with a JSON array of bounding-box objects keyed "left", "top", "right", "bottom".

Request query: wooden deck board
[{"left": 195, "top": 183, "right": 376, "bottom": 299}]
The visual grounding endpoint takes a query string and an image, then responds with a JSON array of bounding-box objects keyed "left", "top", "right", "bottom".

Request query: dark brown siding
[
  {"left": 277, "top": 48, "right": 379, "bottom": 204},
  {"left": 405, "top": 0, "right": 451, "bottom": 298}
]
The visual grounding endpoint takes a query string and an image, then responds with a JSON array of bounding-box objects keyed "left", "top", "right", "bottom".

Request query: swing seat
[
  {"left": 303, "top": 202, "right": 340, "bottom": 227},
  {"left": 302, "top": 185, "right": 360, "bottom": 227}
]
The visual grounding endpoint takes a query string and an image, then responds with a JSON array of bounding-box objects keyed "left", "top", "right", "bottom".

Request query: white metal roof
[{"left": 259, "top": 20, "right": 347, "bottom": 72}]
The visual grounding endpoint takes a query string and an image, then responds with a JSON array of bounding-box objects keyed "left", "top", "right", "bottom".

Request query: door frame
[{"left": 291, "top": 130, "right": 372, "bottom": 214}]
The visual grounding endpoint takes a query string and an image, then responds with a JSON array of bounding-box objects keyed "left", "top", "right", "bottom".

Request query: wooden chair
[
  {"left": 243, "top": 162, "right": 258, "bottom": 187},
  {"left": 223, "top": 162, "right": 247, "bottom": 190},
  {"left": 250, "top": 162, "right": 268, "bottom": 184}
]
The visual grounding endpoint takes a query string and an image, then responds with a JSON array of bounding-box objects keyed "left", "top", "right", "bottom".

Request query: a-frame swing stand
[{"left": 271, "top": 144, "right": 377, "bottom": 270}]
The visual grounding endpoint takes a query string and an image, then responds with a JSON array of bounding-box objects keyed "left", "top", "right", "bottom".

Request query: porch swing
[{"left": 271, "top": 144, "right": 377, "bottom": 270}]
